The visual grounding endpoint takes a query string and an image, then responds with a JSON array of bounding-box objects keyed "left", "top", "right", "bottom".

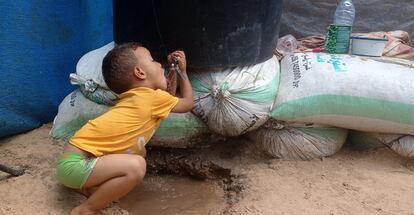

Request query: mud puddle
[{"left": 119, "top": 175, "right": 226, "bottom": 215}]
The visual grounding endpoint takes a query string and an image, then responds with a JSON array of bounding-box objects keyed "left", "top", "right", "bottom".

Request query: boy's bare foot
[{"left": 71, "top": 205, "right": 101, "bottom": 215}]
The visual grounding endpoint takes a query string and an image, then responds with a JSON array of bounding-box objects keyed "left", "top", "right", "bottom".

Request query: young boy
[{"left": 57, "top": 43, "right": 193, "bottom": 215}]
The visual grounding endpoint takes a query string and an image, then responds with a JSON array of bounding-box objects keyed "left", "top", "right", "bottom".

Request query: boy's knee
[{"left": 127, "top": 155, "right": 146, "bottom": 181}]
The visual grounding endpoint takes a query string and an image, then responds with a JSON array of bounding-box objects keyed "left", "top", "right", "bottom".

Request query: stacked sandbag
[
  {"left": 51, "top": 42, "right": 214, "bottom": 148},
  {"left": 190, "top": 56, "right": 280, "bottom": 136},
  {"left": 272, "top": 52, "right": 414, "bottom": 135},
  {"left": 148, "top": 112, "right": 218, "bottom": 148},
  {"left": 50, "top": 90, "right": 109, "bottom": 140},
  {"left": 52, "top": 42, "right": 118, "bottom": 139},
  {"left": 248, "top": 120, "right": 348, "bottom": 160},
  {"left": 349, "top": 131, "right": 414, "bottom": 157},
  {"left": 70, "top": 42, "right": 119, "bottom": 105},
  {"left": 50, "top": 90, "right": 212, "bottom": 148}
]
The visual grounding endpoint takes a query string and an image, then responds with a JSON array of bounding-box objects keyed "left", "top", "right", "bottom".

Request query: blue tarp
[{"left": 0, "top": 1, "right": 113, "bottom": 137}]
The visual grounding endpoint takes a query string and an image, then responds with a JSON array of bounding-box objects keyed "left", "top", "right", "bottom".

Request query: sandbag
[
  {"left": 0, "top": 1, "right": 113, "bottom": 137},
  {"left": 148, "top": 112, "right": 215, "bottom": 148},
  {"left": 51, "top": 91, "right": 211, "bottom": 148},
  {"left": 248, "top": 120, "right": 348, "bottom": 160},
  {"left": 191, "top": 56, "right": 280, "bottom": 136},
  {"left": 50, "top": 90, "right": 109, "bottom": 141},
  {"left": 71, "top": 42, "right": 119, "bottom": 105},
  {"left": 75, "top": 42, "right": 114, "bottom": 89},
  {"left": 72, "top": 41, "right": 178, "bottom": 105},
  {"left": 272, "top": 52, "right": 414, "bottom": 135},
  {"left": 349, "top": 131, "right": 414, "bottom": 157},
  {"left": 69, "top": 73, "right": 118, "bottom": 106}
]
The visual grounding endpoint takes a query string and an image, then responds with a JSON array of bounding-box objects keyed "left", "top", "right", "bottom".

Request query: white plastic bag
[{"left": 191, "top": 56, "right": 280, "bottom": 136}]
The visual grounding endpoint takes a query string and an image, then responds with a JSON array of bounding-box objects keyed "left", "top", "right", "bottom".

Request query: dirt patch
[
  {"left": 0, "top": 125, "right": 242, "bottom": 214},
  {"left": 1, "top": 125, "right": 414, "bottom": 215},
  {"left": 146, "top": 139, "right": 250, "bottom": 214},
  {"left": 118, "top": 175, "right": 225, "bottom": 215}
]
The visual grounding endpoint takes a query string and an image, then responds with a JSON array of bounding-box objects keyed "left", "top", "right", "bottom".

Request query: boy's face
[{"left": 134, "top": 47, "right": 168, "bottom": 90}]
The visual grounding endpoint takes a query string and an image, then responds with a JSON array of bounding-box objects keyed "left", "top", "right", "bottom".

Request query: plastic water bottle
[{"left": 333, "top": 0, "right": 355, "bottom": 26}]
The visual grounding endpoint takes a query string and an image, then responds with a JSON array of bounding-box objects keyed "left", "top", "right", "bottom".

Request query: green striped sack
[{"left": 271, "top": 52, "right": 414, "bottom": 135}]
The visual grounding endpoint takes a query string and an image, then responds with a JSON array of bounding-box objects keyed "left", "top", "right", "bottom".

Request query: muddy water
[{"left": 119, "top": 175, "right": 225, "bottom": 215}]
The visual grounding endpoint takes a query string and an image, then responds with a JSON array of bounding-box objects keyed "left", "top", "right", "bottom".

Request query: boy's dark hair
[{"left": 102, "top": 42, "right": 142, "bottom": 94}]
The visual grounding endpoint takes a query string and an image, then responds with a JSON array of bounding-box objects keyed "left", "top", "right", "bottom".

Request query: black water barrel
[{"left": 113, "top": 0, "right": 283, "bottom": 68}]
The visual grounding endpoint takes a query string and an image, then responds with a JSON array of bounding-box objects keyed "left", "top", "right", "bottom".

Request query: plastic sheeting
[
  {"left": 0, "top": 1, "right": 113, "bottom": 137},
  {"left": 349, "top": 131, "right": 414, "bottom": 157},
  {"left": 280, "top": 0, "right": 414, "bottom": 44}
]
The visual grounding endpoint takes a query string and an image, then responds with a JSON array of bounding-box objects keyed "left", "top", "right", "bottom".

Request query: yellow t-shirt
[{"left": 70, "top": 87, "right": 179, "bottom": 157}]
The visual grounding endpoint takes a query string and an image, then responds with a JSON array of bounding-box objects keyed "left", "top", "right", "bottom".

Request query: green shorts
[{"left": 56, "top": 152, "right": 99, "bottom": 190}]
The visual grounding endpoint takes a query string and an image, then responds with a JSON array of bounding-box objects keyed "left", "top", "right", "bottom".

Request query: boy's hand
[
  {"left": 168, "top": 51, "right": 187, "bottom": 73},
  {"left": 169, "top": 50, "right": 193, "bottom": 113}
]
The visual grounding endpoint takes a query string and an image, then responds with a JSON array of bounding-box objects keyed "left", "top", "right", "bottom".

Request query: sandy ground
[{"left": 1, "top": 124, "right": 414, "bottom": 215}]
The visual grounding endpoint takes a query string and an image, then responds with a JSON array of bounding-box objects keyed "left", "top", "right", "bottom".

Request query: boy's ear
[{"left": 133, "top": 67, "right": 146, "bottom": 80}]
